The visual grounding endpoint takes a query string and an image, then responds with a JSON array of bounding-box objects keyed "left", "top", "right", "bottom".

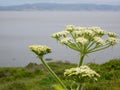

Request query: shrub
[
  {"left": 101, "top": 59, "right": 120, "bottom": 70},
  {"left": 13, "top": 69, "right": 35, "bottom": 78}
]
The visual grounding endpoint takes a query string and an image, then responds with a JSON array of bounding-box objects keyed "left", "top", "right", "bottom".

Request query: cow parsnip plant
[{"left": 29, "top": 25, "right": 119, "bottom": 90}]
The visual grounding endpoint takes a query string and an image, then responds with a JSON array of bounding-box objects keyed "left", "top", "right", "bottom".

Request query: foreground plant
[
  {"left": 29, "top": 45, "right": 66, "bottom": 89},
  {"left": 29, "top": 45, "right": 99, "bottom": 90},
  {"left": 51, "top": 25, "right": 120, "bottom": 66},
  {"left": 29, "top": 25, "right": 119, "bottom": 90}
]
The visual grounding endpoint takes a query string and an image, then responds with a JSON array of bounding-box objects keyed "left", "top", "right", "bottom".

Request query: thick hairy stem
[
  {"left": 38, "top": 56, "right": 67, "bottom": 89},
  {"left": 78, "top": 54, "right": 85, "bottom": 67}
]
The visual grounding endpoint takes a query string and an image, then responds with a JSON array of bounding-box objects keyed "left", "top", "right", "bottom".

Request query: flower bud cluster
[
  {"left": 64, "top": 65, "right": 100, "bottom": 82},
  {"left": 29, "top": 45, "right": 52, "bottom": 56}
]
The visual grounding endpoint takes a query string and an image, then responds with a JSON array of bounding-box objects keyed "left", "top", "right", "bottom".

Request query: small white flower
[
  {"left": 76, "top": 37, "right": 88, "bottom": 45},
  {"left": 51, "top": 31, "right": 69, "bottom": 38},
  {"left": 74, "top": 30, "right": 83, "bottom": 36},
  {"left": 93, "top": 37, "right": 105, "bottom": 45},
  {"left": 74, "top": 27, "right": 95, "bottom": 37},
  {"left": 83, "top": 30, "right": 95, "bottom": 36},
  {"left": 59, "top": 31, "right": 69, "bottom": 37},
  {"left": 92, "top": 28, "right": 106, "bottom": 35},
  {"left": 66, "top": 25, "right": 76, "bottom": 32},
  {"left": 108, "top": 32, "right": 118, "bottom": 37},
  {"left": 60, "top": 37, "right": 72, "bottom": 44},
  {"left": 51, "top": 33, "right": 59, "bottom": 38},
  {"left": 107, "top": 37, "right": 120, "bottom": 45}
]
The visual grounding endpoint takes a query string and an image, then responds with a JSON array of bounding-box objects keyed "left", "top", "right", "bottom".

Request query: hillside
[{"left": 0, "top": 3, "right": 120, "bottom": 11}]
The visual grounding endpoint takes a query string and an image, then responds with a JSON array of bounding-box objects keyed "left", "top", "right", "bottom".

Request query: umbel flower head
[
  {"left": 29, "top": 45, "right": 52, "bottom": 56},
  {"left": 51, "top": 25, "right": 120, "bottom": 54},
  {"left": 64, "top": 65, "right": 100, "bottom": 83}
]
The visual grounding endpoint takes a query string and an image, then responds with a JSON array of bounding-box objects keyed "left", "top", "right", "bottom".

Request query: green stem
[
  {"left": 65, "top": 43, "right": 80, "bottom": 52},
  {"left": 77, "top": 84, "right": 80, "bottom": 90},
  {"left": 78, "top": 54, "right": 85, "bottom": 67},
  {"left": 88, "top": 44, "right": 111, "bottom": 53},
  {"left": 70, "top": 32, "right": 82, "bottom": 51},
  {"left": 86, "top": 41, "right": 95, "bottom": 50},
  {"left": 77, "top": 83, "right": 84, "bottom": 90},
  {"left": 38, "top": 56, "right": 67, "bottom": 89}
]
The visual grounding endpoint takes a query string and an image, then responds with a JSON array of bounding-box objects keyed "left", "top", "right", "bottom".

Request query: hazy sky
[{"left": 0, "top": 0, "right": 120, "bottom": 6}]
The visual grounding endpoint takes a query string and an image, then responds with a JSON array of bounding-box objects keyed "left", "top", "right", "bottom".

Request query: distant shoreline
[
  {"left": 0, "top": 3, "right": 120, "bottom": 11},
  {"left": 0, "top": 10, "right": 120, "bottom": 12}
]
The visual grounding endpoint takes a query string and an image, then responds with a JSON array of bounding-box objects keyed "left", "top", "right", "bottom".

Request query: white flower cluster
[
  {"left": 107, "top": 37, "right": 120, "bottom": 45},
  {"left": 108, "top": 32, "right": 118, "bottom": 37},
  {"left": 74, "top": 27, "right": 105, "bottom": 36},
  {"left": 60, "top": 37, "right": 72, "bottom": 44},
  {"left": 106, "top": 32, "right": 120, "bottom": 45},
  {"left": 51, "top": 31, "right": 69, "bottom": 38},
  {"left": 76, "top": 37, "right": 88, "bottom": 45},
  {"left": 92, "top": 28, "right": 106, "bottom": 36},
  {"left": 29, "top": 45, "right": 52, "bottom": 56},
  {"left": 93, "top": 37, "right": 105, "bottom": 45},
  {"left": 74, "top": 30, "right": 95, "bottom": 37},
  {"left": 51, "top": 25, "right": 120, "bottom": 50},
  {"left": 66, "top": 25, "right": 76, "bottom": 32},
  {"left": 64, "top": 65, "right": 100, "bottom": 82}
]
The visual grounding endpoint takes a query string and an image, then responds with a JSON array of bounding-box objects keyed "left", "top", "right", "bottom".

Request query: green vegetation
[{"left": 0, "top": 59, "right": 120, "bottom": 90}]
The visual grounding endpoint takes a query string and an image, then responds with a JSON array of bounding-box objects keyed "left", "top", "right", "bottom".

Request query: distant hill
[{"left": 0, "top": 3, "right": 120, "bottom": 11}]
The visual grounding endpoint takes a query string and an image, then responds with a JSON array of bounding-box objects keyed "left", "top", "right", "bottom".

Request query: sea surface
[{"left": 0, "top": 11, "right": 120, "bottom": 67}]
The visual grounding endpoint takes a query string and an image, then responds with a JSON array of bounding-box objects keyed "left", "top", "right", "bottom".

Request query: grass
[{"left": 0, "top": 59, "right": 120, "bottom": 90}]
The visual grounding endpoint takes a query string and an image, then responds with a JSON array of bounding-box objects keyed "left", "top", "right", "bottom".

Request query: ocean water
[{"left": 0, "top": 11, "right": 120, "bottom": 67}]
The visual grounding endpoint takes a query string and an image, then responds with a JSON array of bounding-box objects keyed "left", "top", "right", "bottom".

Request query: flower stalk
[
  {"left": 38, "top": 56, "right": 66, "bottom": 89},
  {"left": 79, "top": 54, "right": 85, "bottom": 66}
]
